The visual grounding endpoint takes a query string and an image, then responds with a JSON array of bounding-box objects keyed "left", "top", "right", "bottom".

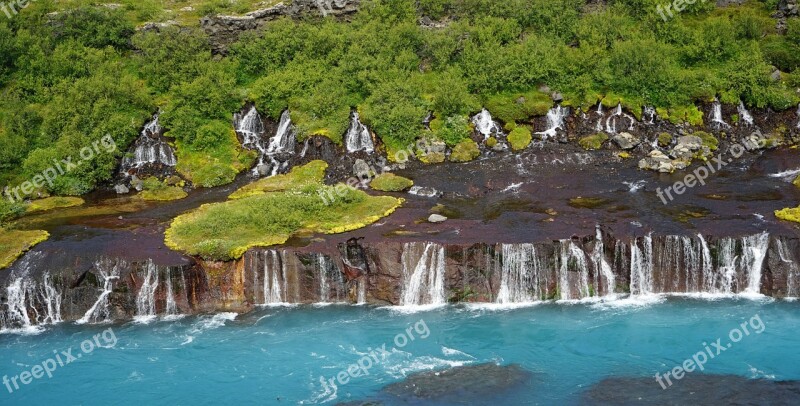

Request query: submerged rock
[{"left": 583, "top": 375, "right": 800, "bottom": 405}]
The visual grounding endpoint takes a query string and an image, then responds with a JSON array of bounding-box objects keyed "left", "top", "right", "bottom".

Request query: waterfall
[
  {"left": 595, "top": 103, "right": 604, "bottom": 132},
  {"left": 496, "top": 244, "right": 541, "bottom": 304},
  {"left": 357, "top": 277, "right": 367, "bottom": 305},
  {"left": 164, "top": 268, "right": 182, "bottom": 318},
  {"left": 268, "top": 110, "right": 296, "bottom": 153},
  {"left": 737, "top": 100, "right": 754, "bottom": 126},
  {"left": 472, "top": 109, "right": 502, "bottom": 140},
  {"left": 710, "top": 98, "right": 729, "bottom": 129},
  {"left": 135, "top": 261, "right": 159, "bottom": 320},
  {"left": 591, "top": 227, "right": 615, "bottom": 296},
  {"left": 316, "top": 254, "right": 345, "bottom": 304},
  {"left": 235, "top": 107, "right": 296, "bottom": 177},
  {"left": 262, "top": 250, "right": 285, "bottom": 304},
  {"left": 630, "top": 235, "right": 654, "bottom": 296},
  {"left": 556, "top": 240, "right": 590, "bottom": 300},
  {"left": 776, "top": 239, "right": 799, "bottom": 297},
  {"left": 345, "top": 111, "right": 374, "bottom": 153},
  {"left": 400, "top": 242, "right": 446, "bottom": 306},
  {"left": 741, "top": 232, "right": 769, "bottom": 295},
  {"left": 716, "top": 237, "right": 738, "bottom": 294},
  {"left": 605, "top": 103, "right": 635, "bottom": 134},
  {"left": 77, "top": 260, "right": 120, "bottom": 324},
  {"left": 234, "top": 106, "right": 267, "bottom": 147},
  {"left": 121, "top": 113, "right": 177, "bottom": 171},
  {"left": 643, "top": 106, "right": 656, "bottom": 125},
  {"left": 698, "top": 234, "right": 714, "bottom": 293},
  {"left": 40, "top": 273, "right": 62, "bottom": 325},
  {"left": 4, "top": 276, "right": 33, "bottom": 330},
  {"left": 796, "top": 104, "right": 800, "bottom": 129},
  {"left": 536, "top": 105, "right": 569, "bottom": 138}
]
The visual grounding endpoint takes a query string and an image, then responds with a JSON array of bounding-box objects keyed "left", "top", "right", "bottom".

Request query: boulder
[
  {"left": 353, "top": 159, "right": 372, "bottom": 178},
  {"left": 114, "top": 184, "right": 130, "bottom": 195},
  {"left": 428, "top": 214, "right": 448, "bottom": 223},
  {"left": 612, "top": 132, "right": 640, "bottom": 150}
]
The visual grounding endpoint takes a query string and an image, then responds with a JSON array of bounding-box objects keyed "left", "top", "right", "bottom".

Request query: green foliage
[
  {"left": 434, "top": 115, "right": 471, "bottom": 147},
  {"left": 0, "top": 199, "right": 25, "bottom": 225},
  {"left": 484, "top": 91, "right": 553, "bottom": 124},
  {"left": 508, "top": 126, "right": 532, "bottom": 151},
  {"left": 370, "top": 173, "right": 414, "bottom": 192},
  {"left": 579, "top": 133, "right": 609, "bottom": 150},
  {"left": 449, "top": 139, "right": 480, "bottom": 162}
]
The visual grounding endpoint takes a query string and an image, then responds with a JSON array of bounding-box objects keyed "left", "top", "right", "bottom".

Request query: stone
[
  {"left": 551, "top": 92, "right": 563, "bottom": 102},
  {"left": 612, "top": 132, "right": 640, "bottom": 150},
  {"left": 130, "top": 176, "right": 144, "bottom": 192},
  {"left": 114, "top": 184, "right": 130, "bottom": 195},
  {"left": 256, "top": 164, "right": 271, "bottom": 177},
  {"left": 428, "top": 214, "right": 448, "bottom": 223},
  {"left": 771, "top": 69, "right": 782, "bottom": 81},
  {"left": 742, "top": 133, "right": 763, "bottom": 151},
  {"left": 353, "top": 159, "right": 372, "bottom": 178}
]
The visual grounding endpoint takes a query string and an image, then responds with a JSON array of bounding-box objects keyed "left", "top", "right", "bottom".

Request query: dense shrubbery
[{"left": 1, "top": 0, "right": 799, "bottom": 199}]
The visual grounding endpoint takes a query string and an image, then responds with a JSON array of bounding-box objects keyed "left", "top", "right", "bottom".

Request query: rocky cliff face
[{"left": 200, "top": 0, "right": 360, "bottom": 53}]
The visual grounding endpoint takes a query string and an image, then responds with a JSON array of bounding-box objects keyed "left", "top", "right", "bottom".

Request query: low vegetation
[
  {"left": 0, "top": 229, "right": 49, "bottom": 269},
  {"left": 370, "top": 173, "right": 414, "bottom": 192},
  {"left": 25, "top": 197, "right": 85, "bottom": 213}
]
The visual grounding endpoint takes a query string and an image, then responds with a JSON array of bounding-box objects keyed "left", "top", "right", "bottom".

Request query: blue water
[{"left": 1, "top": 298, "right": 799, "bottom": 405}]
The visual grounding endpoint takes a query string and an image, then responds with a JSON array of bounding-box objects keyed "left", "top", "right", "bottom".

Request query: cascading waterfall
[
  {"left": 556, "top": 240, "right": 590, "bottom": 300},
  {"left": 737, "top": 100, "right": 754, "bottom": 126},
  {"left": 400, "top": 242, "right": 446, "bottom": 306},
  {"left": 318, "top": 255, "right": 330, "bottom": 303},
  {"left": 4, "top": 276, "right": 33, "bottom": 330},
  {"left": 698, "top": 234, "right": 714, "bottom": 293},
  {"left": 643, "top": 106, "right": 656, "bottom": 124},
  {"left": 496, "top": 244, "right": 542, "bottom": 304},
  {"left": 591, "top": 227, "right": 615, "bottom": 296},
  {"left": 77, "top": 260, "right": 120, "bottom": 324},
  {"left": 741, "top": 232, "right": 769, "bottom": 295},
  {"left": 630, "top": 234, "right": 654, "bottom": 296},
  {"left": 595, "top": 103, "right": 604, "bottom": 132},
  {"left": 135, "top": 261, "right": 159, "bottom": 320},
  {"left": 344, "top": 111, "right": 374, "bottom": 153},
  {"left": 710, "top": 98, "right": 729, "bottom": 129},
  {"left": 262, "top": 250, "right": 285, "bottom": 304},
  {"left": 234, "top": 106, "right": 267, "bottom": 147},
  {"left": 796, "top": 103, "right": 800, "bottom": 129},
  {"left": 605, "top": 104, "right": 635, "bottom": 134},
  {"left": 536, "top": 105, "right": 569, "bottom": 138},
  {"left": 315, "top": 254, "right": 344, "bottom": 304},
  {"left": 472, "top": 109, "right": 502, "bottom": 140},
  {"left": 121, "top": 113, "right": 177, "bottom": 171},
  {"left": 357, "top": 278, "right": 367, "bottom": 305},
  {"left": 40, "top": 273, "right": 62, "bottom": 325},
  {"left": 776, "top": 239, "right": 799, "bottom": 297},
  {"left": 716, "top": 237, "right": 738, "bottom": 294},
  {"left": 268, "top": 110, "right": 296, "bottom": 153},
  {"left": 235, "top": 107, "right": 296, "bottom": 177},
  {"left": 164, "top": 268, "right": 183, "bottom": 317}
]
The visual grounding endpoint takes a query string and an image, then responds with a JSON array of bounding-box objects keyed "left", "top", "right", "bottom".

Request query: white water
[
  {"left": 235, "top": 107, "right": 296, "bottom": 177},
  {"left": 135, "top": 261, "right": 159, "bottom": 321},
  {"left": 776, "top": 239, "right": 799, "bottom": 298},
  {"left": 595, "top": 103, "right": 604, "bottom": 132},
  {"left": 400, "top": 242, "right": 446, "bottom": 306},
  {"left": 623, "top": 180, "right": 646, "bottom": 193},
  {"left": 496, "top": 244, "right": 539, "bottom": 304},
  {"left": 77, "top": 261, "right": 120, "bottom": 324},
  {"left": 769, "top": 168, "right": 800, "bottom": 182},
  {"left": 643, "top": 106, "right": 656, "bottom": 124},
  {"left": 357, "top": 277, "right": 367, "bottom": 305},
  {"left": 408, "top": 186, "right": 439, "bottom": 198},
  {"left": 536, "top": 105, "right": 568, "bottom": 138},
  {"left": 557, "top": 240, "right": 590, "bottom": 300},
  {"left": 122, "top": 113, "right": 177, "bottom": 170},
  {"left": 164, "top": 268, "right": 182, "bottom": 318},
  {"left": 737, "top": 100, "right": 754, "bottom": 126},
  {"left": 796, "top": 103, "right": 800, "bottom": 129},
  {"left": 40, "top": 273, "right": 62, "bottom": 325},
  {"left": 471, "top": 109, "right": 501, "bottom": 140},
  {"left": 592, "top": 227, "right": 615, "bottom": 296},
  {"left": 741, "top": 232, "right": 769, "bottom": 295},
  {"left": 605, "top": 104, "right": 635, "bottom": 134},
  {"left": 263, "top": 250, "right": 285, "bottom": 305},
  {"left": 710, "top": 98, "right": 729, "bottom": 129},
  {"left": 630, "top": 234, "right": 654, "bottom": 296},
  {"left": 5, "top": 277, "right": 33, "bottom": 329},
  {"left": 344, "top": 111, "right": 374, "bottom": 153}
]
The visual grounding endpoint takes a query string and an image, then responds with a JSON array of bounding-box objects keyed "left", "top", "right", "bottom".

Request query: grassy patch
[
  {"left": 25, "top": 197, "right": 85, "bottom": 214},
  {"left": 579, "top": 133, "right": 609, "bottom": 151},
  {"left": 370, "top": 173, "right": 414, "bottom": 192},
  {"left": 449, "top": 139, "right": 480, "bottom": 162},
  {"left": 507, "top": 126, "right": 532, "bottom": 151},
  {"left": 175, "top": 130, "right": 258, "bottom": 188},
  {"left": 140, "top": 178, "right": 188, "bottom": 201},
  {"left": 230, "top": 160, "right": 328, "bottom": 199},
  {"left": 483, "top": 91, "right": 553, "bottom": 124},
  {"left": 165, "top": 161, "right": 403, "bottom": 260},
  {"left": 0, "top": 229, "right": 49, "bottom": 269},
  {"left": 776, "top": 207, "right": 800, "bottom": 223},
  {"left": 693, "top": 131, "right": 719, "bottom": 151}
]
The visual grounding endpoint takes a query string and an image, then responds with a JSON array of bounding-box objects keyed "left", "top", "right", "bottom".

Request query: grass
[
  {"left": 0, "top": 229, "right": 49, "bottom": 269},
  {"left": 139, "top": 177, "right": 188, "bottom": 201},
  {"left": 166, "top": 161, "right": 404, "bottom": 260},
  {"left": 370, "top": 173, "right": 414, "bottom": 192},
  {"left": 230, "top": 160, "right": 328, "bottom": 199},
  {"left": 25, "top": 197, "right": 85, "bottom": 214},
  {"left": 579, "top": 133, "right": 609, "bottom": 151},
  {"left": 507, "top": 126, "right": 532, "bottom": 151},
  {"left": 483, "top": 91, "right": 553, "bottom": 124},
  {"left": 175, "top": 129, "right": 258, "bottom": 188},
  {"left": 449, "top": 139, "right": 480, "bottom": 162},
  {"left": 776, "top": 207, "right": 800, "bottom": 224}
]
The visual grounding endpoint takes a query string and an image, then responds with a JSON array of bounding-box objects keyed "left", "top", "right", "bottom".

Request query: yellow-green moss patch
[
  {"left": 230, "top": 160, "right": 328, "bottom": 199},
  {"left": 26, "top": 197, "right": 85, "bottom": 214},
  {"left": 370, "top": 173, "right": 414, "bottom": 192},
  {"left": 508, "top": 126, "right": 532, "bottom": 151},
  {"left": 0, "top": 229, "right": 49, "bottom": 269},
  {"left": 776, "top": 207, "right": 800, "bottom": 223},
  {"left": 579, "top": 133, "right": 609, "bottom": 151},
  {"left": 449, "top": 139, "right": 480, "bottom": 162}
]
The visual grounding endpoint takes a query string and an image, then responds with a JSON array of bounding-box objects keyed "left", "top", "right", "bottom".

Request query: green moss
[
  {"left": 26, "top": 197, "right": 85, "bottom": 214},
  {"left": 793, "top": 175, "right": 800, "bottom": 188},
  {"left": 230, "top": 160, "right": 328, "bottom": 199},
  {"left": 579, "top": 133, "right": 609, "bottom": 150},
  {"left": 0, "top": 229, "right": 49, "bottom": 269},
  {"left": 165, "top": 162, "right": 403, "bottom": 260},
  {"left": 486, "top": 137, "right": 498, "bottom": 148},
  {"left": 175, "top": 129, "right": 258, "bottom": 188},
  {"left": 370, "top": 173, "right": 414, "bottom": 192},
  {"left": 483, "top": 91, "right": 553, "bottom": 124},
  {"left": 658, "top": 132, "right": 673, "bottom": 147},
  {"left": 449, "top": 139, "right": 480, "bottom": 162},
  {"left": 507, "top": 126, "right": 532, "bottom": 151},
  {"left": 568, "top": 197, "right": 609, "bottom": 209},
  {"left": 693, "top": 131, "right": 719, "bottom": 151},
  {"left": 140, "top": 178, "right": 188, "bottom": 201},
  {"left": 661, "top": 105, "right": 705, "bottom": 126},
  {"left": 776, "top": 207, "right": 800, "bottom": 223}
]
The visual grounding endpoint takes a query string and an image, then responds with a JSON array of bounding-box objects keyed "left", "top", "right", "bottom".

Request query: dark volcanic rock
[
  {"left": 382, "top": 363, "right": 532, "bottom": 402},
  {"left": 582, "top": 375, "right": 800, "bottom": 405}
]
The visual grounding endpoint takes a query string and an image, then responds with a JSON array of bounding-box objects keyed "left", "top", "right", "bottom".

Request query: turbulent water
[
  {"left": 121, "top": 113, "right": 177, "bottom": 171},
  {"left": 345, "top": 111, "right": 374, "bottom": 153},
  {"left": 234, "top": 107, "right": 296, "bottom": 177}
]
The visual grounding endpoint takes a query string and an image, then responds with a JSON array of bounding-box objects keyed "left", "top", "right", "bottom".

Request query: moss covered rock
[
  {"left": 507, "top": 127, "right": 532, "bottom": 151},
  {"left": 26, "top": 197, "right": 84, "bottom": 214},
  {"left": 693, "top": 131, "right": 718, "bottom": 151},
  {"left": 370, "top": 173, "right": 414, "bottom": 192},
  {"left": 579, "top": 133, "right": 609, "bottom": 150},
  {"left": 0, "top": 229, "right": 49, "bottom": 269},
  {"left": 140, "top": 178, "right": 188, "bottom": 201},
  {"left": 658, "top": 132, "right": 673, "bottom": 147},
  {"left": 776, "top": 207, "right": 800, "bottom": 223},
  {"left": 449, "top": 139, "right": 480, "bottom": 162}
]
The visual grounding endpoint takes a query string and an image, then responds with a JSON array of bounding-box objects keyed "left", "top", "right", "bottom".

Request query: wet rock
[
  {"left": 742, "top": 132, "right": 766, "bottom": 151},
  {"left": 551, "top": 92, "right": 563, "bottom": 102},
  {"left": 771, "top": 68, "right": 782, "bottom": 81},
  {"left": 256, "top": 164, "right": 271, "bottom": 177},
  {"left": 114, "top": 184, "right": 130, "bottom": 195},
  {"left": 428, "top": 214, "right": 448, "bottom": 223},
  {"left": 583, "top": 374, "right": 800, "bottom": 405},
  {"left": 130, "top": 176, "right": 144, "bottom": 191},
  {"left": 612, "top": 132, "right": 640, "bottom": 150},
  {"left": 353, "top": 159, "right": 372, "bottom": 178},
  {"left": 382, "top": 363, "right": 532, "bottom": 402},
  {"left": 638, "top": 150, "right": 674, "bottom": 173}
]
